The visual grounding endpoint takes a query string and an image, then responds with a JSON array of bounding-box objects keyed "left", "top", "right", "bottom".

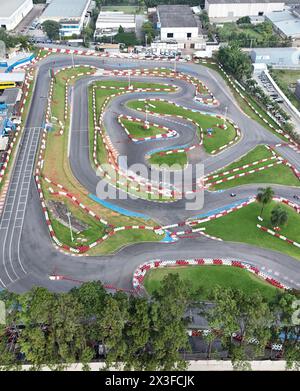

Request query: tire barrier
[
  {"left": 117, "top": 115, "right": 177, "bottom": 142},
  {"left": 132, "top": 258, "right": 290, "bottom": 291}
]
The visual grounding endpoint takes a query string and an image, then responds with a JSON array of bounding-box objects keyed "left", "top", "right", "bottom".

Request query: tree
[
  {"left": 256, "top": 186, "right": 274, "bottom": 217},
  {"left": 114, "top": 31, "right": 139, "bottom": 47},
  {"left": 208, "top": 287, "right": 273, "bottom": 366},
  {"left": 237, "top": 16, "right": 251, "bottom": 25},
  {"left": 149, "top": 273, "right": 191, "bottom": 370},
  {"left": 17, "top": 287, "right": 93, "bottom": 370},
  {"left": 42, "top": 20, "right": 60, "bottom": 40},
  {"left": 142, "top": 21, "right": 155, "bottom": 45},
  {"left": 217, "top": 43, "right": 252, "bottom": 81},
  {"left": 270, "top": 206, "right": 288, "bottom": 227},
  {"left": 118, "top": 25, "right": 124, "bottom": 34}
]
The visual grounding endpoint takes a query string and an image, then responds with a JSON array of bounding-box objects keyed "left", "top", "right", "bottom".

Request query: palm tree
[
  {"left": 271, "top": 206, "right": 288, "bottom": 227},
  {"left": 256, "top": 187, "right": 274, "bottom": 217}
]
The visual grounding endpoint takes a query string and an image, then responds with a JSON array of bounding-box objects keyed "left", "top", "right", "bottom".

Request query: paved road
[{"left": 0, "top": 54, "right": 299, "bottom": 292}]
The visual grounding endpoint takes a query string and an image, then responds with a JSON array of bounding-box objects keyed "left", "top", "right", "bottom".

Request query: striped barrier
[
  {"left": 117, "top": 115, "right": 177, "bottom": 142},
  {"left": 132, "top": 258, "right": 290, "bottom": 291},
  {"left": 135, "top": 98, "right": 241, "bottom": 155}
]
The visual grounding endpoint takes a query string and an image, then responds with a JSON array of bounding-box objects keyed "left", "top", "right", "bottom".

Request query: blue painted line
[
  {"left": 190, "top": 197, "right": 250, "bottom": 219},
  {"left": 89, "top": 194, "right": 151, "bottom": 220}
]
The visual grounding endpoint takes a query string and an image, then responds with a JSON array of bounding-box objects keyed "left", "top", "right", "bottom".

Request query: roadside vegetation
[
  {"left": 1, "top": 273, "right": 300, "bottom": 369},
  {"left": 270, "top": 69, "right": 300, "bottom": 111}
]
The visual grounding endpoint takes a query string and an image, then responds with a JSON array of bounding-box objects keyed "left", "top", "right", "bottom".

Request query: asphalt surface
[{"left": 0, "top": 54, "right": 299, "bottom": 293}]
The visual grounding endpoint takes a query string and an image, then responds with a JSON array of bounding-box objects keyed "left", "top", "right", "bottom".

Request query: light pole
[
  {"left": 144, "top": 104, "right": 149, "bottom": 129},
  {"left": 128, "top": 70, "right": 132, "bottom": 89},
  {"left": 66, "top": 211, "right": 74, "bottom": 242},
  {"left": 223, "top": 106, "right": 228, "bottom": 127}
]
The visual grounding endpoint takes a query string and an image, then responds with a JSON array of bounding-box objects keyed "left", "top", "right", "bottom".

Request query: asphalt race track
[{"left": 0, "top": 54, "right": 299, "bottom": 293}]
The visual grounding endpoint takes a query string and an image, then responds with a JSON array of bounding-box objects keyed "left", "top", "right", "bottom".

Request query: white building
[
  {"left": 0, "top": 0, "right": 33, "bottom": 31},
  {"left": 157, "top": 5, "right": 199, "bottom": 41},
  {"left": 156, "top": 5, "right": 204, "bottom": 50},
  {"left": 94, "top": 11, "right": 136, "bottom": 38},
  {"left": 205, "top": 0, "right": 285, "bottom": 21},
  {"left": 39, "top": 0, "right": 91, "bottom": 37}
]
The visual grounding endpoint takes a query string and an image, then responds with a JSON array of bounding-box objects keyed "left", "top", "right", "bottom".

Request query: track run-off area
[{"left": 0, "top": 51, "right": 300, "bottom": 293}]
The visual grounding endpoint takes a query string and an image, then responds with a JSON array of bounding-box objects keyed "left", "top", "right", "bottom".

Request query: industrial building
[
  {"left": 250, "top": 47, "right": 300, "bottom": 68},
  {"left": 39, "top": 0, "right": 92, "bottom": 37},
  {"left": 156, "top": 5, "right": 205, "bottom": 50},
  {"left": 266, "top": 8, "right": 300, "bottom": 41},
  {"left": 94, "top": 11, "right": 136, "bottom": 39},
  {"left": 0, "top": 0, "right": 33, "bottom": 31},
  {"left": 204, "top": 0, "right": 285, "bottom": 21}
]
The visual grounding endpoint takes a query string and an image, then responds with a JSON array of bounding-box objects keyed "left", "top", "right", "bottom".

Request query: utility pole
[
  {"left": 223, "top": 106, "right": 228, "bottom": 127},
  {"left": 144, "top": 104, "right": 149, "bottom": 129},
  {"left": 66, "top": 211, "right": 74, "bottom": 242},
  {"left": 128, "top": 70, "right": 131, "bottom": 89}
]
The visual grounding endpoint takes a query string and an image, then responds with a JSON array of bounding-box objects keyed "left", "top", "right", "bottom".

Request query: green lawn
[
  {"left": 144, "top": 265, "right": 278, "bottom": 301},
  {"left": 194, "top": 201, "right": 300, "bottom": 260},
  {"left": 270, "top": 69, "right": 300, "bottom": 111},
  {"left": 148, "top": 151, "right": 188, "bottom": 168},
  {"left": 206, "top": 145, "right": 300, "bottom": 190},
  {"left": 120, "top": 118, "right": 165, "bottom": 138},
  {"left": 87, "top": 229, "right": 162, "bottom": 255},
  {"left": 127, "top": 100, "right": 238, "bottom": 153}
]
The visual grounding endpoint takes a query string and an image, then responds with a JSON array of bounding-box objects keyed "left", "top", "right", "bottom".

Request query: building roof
[
  {"left": 96, "top": 11, "right": 135, "bottom": 26},
  {"left": 40, "top": 0, "right": 90, "bottom": 20},
  {"left": 0, "top": 0, "right": 31, "bottom": 18},
  {"left": 157, "top": 5, "right": 198, "bottom": 28},
  {"left": 251, "top": 47, "right": 300, "bottom": 66},
  {"left": 266, "top": 9, "right": 300, "bottom": 38}
]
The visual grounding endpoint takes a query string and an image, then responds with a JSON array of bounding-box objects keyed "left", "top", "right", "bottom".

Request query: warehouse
[
  {"left": 205, "top": 0, "right": 285, "bottom": 22},
  {"left": 0, "top": 0, "right": 33, "bottom": 31},
  {"left": 94, "top": 11, "right": 136, "bottom": 38},
  {"left": 250, "top": 47, "right": 300, "bottom": 68},
  {"left": 39, "top": 0, "right": 91, "bottom": 37}
]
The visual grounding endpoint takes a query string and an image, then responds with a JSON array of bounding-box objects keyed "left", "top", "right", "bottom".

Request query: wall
[
  {"left": 160, "top": 27, "right": 199, "bottom": 41},
  {"left": 205, "top": 2, "right": 284, "bottom": 19},
  {"left": 0, "top": 0, "right": 33, "bottom": 31}
]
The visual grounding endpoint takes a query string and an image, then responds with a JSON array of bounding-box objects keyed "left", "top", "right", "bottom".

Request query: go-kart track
[{"left": 0, "top": 52, "right": 300, "bottom": 293}]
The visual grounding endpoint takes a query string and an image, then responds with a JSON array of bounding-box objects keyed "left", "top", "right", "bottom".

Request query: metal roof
[
  {"left": 0, "top": 0, "right": 31, "bottom": 18},
  {"left": 157, "top": 5, "right": 198, "bottom": 28},
  {"left": 40, "top": 0, "right": 90, "bottom": 19},
  {"left": 266, "top": 9, "right": 300, "bottom": 38}
]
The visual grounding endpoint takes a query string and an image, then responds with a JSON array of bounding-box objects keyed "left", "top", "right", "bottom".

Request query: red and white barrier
[
  {"left": 132, "top": 258, "right": 290, "bottom": 291},
  {"left": 118, "top": 115, "right": 177, "bottom": 142}
]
